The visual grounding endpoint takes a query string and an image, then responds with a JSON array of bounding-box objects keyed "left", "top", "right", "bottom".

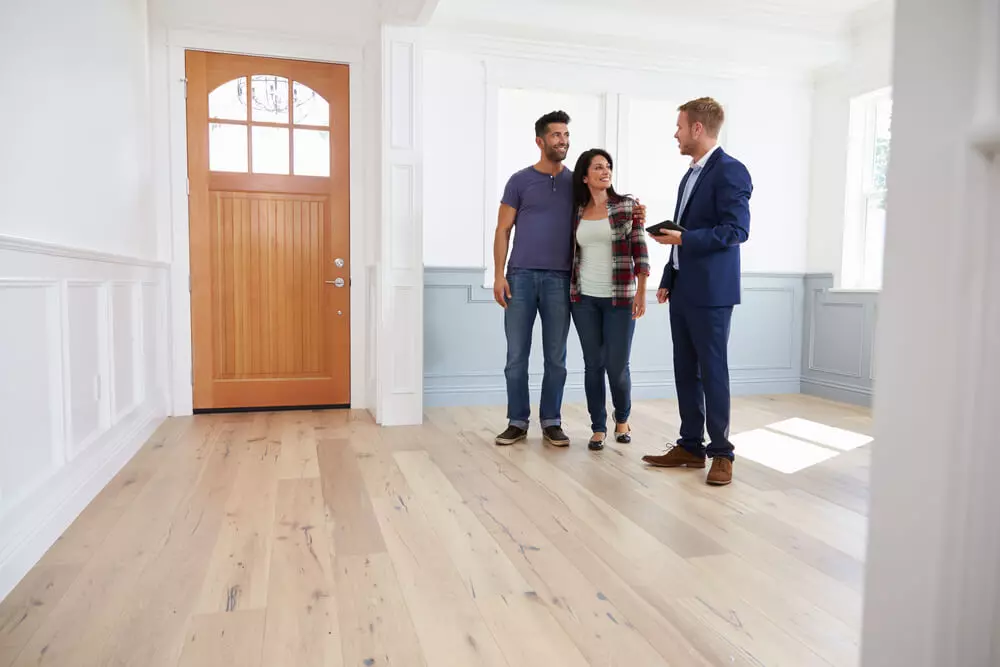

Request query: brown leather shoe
[
  {"left": 707, "top": 458, "right": 733, "bottom": 486},
  {"left": 642, "top": 446, "right": 706, "bottom": 468}
]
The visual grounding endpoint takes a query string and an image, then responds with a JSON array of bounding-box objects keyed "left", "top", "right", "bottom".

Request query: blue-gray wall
[
  {"left": 800, "top": 274, "right": 878, "bottom": 406},
  {"left": 424, "top": 268, "right": 808, "bottom": 408}
]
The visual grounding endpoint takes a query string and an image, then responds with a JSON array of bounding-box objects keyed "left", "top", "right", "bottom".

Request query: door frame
[{"left": 160, "top": 28, "right": 370, "bottom": 416}]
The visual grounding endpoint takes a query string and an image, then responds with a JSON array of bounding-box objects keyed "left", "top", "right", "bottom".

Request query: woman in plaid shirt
[{"left": 570, "top": 148, "right": 651, "bottom": 451}]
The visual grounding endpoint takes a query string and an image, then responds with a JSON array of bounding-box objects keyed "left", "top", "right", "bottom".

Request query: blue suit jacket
[{"left": 659, "top": 148, "right": 752, "bottom": 307}]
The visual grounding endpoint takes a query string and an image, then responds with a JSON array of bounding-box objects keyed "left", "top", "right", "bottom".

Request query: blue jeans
[
  {"left": 571, "top": 296, "right": 635, "bottom": 433},
  {"left": 504, "top": 269, "right": 571, "bottom": 429}
]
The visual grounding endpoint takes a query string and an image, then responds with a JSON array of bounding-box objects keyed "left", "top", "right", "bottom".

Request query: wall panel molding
[
  {"left": 0, "top": 243, "right": 168, "bottom": 603},
  {"left": 802, "top": 274, "right": 878, "bottom": 405},
  {"left": 424, "top": 269, "right": 804, "bottom": 407}
]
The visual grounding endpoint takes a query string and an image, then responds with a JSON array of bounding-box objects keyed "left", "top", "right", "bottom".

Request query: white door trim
[{"left": 159, "top": 27, "right": 370, "bottom": 415}]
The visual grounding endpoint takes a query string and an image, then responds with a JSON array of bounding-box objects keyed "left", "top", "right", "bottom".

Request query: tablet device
[{"left": 645, "top": 220, "right": 686, "bottom": 235}]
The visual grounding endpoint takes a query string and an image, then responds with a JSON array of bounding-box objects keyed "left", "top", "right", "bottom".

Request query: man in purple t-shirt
[{"left": 492, "top": 111, "right": 576, "bottom": 447}]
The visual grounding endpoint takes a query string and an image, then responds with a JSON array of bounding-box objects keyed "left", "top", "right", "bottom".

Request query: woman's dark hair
[{"left": 573, "top": 148, "right": 626, "bottom": 208}]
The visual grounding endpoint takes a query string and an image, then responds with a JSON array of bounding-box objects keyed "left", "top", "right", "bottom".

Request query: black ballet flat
[
  {"left": 615, "top": 424, "right": 631, "bottom": 444},
  {"left": 589, "top": 434, "right": 606, "bottom": 451}
]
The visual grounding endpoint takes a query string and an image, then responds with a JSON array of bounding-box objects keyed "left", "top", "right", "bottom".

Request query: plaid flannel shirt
[{"left": 570, "top": 195, "right": 651, "bottom": 306}]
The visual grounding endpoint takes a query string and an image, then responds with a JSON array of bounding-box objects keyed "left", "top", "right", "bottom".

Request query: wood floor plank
[
  {"left": 534, "top": 426, "right": 865, "bottom": 630},
  {"left": 317, "top": 439, "right": 387, "bottom": 557},
  {"left": 738, "top": 511, "right": 866, "bottom": 592},
  {"left": 394, "top": 449, "right": 591, "bottom": 667},
  {"left": 438, "top": 463, "right": 675, "bottom": 666},
  {"left": 8, "top": 417, "right": 232, "bottom": 667},
  {"left": 196, "top": 413, "right": 282, "bottom": 613},
  {"left": 335, "top": 553, "right": 428, "bottom": 667},
  {"left": 0, "top": 419, "right": 193, "bottom": 666},
  {"left": 88, "top": 418, "right": 249, "bottom": 667},
  {"left": 260, "top": 478, "right": 342, "bottom": 667},
  {"left": 278, "top": 412, "right": 321, "bottom": 480},
  {"left": 354, "top": 444, "right": 510, "bottom": 667},
  {"left": 494, "top": 442, "right": 837, "bottom": 665},
  {"left": 418, "top": 424, "right": 758, "bottom": 667},
  {"left": 689, "top": 554, "right": 859, "bottom": 666},
  {"left": 176, "top": 610, "right": 266, "bottom": 667}
]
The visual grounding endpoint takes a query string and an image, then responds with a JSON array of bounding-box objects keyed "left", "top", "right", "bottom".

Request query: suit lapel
[
  {"left": 674, "top": 170, "right": 691, "bottom": 220},
  {"left": 679, "top": 148, "right": 725, "bottom": 223}
]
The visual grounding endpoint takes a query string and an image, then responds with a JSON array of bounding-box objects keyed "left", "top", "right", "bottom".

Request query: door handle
[{"left": 325, "top": 278, "right": 346, "bottom": 287}]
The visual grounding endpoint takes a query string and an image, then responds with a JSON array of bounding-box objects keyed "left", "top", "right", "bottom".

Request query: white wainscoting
[{"left": 0, "top": 236, "right": 169, "bottom": 602}]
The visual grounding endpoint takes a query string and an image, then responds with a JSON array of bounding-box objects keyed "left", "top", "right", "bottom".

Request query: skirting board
[
  {"left": 0, "top": 406, "right": 166, "bottom": 602},
  {"left": 801, "top": 377, "right": 873, "bottom": 407}
]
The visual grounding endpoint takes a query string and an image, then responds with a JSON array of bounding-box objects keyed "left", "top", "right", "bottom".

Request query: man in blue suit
[{"left": 642, "top": 97, "right": 752, "bottom": 486}]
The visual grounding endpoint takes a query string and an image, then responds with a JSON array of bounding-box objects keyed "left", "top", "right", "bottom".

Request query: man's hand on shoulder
[{"left": 634, "top": 199, "right": 647, "bottom": 224}]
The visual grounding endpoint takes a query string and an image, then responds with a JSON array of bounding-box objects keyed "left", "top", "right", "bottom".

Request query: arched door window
[{"left": 207, "top": 75, "right": 331, "bottom": 177}]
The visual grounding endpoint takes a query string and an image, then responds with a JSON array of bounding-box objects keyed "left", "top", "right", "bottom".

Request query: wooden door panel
[
  {"left": 187, "top": 51, "right": 350, "bottom": 410},
  {"left": 211, "top": 193, "right": 327, "bottom": 380}
]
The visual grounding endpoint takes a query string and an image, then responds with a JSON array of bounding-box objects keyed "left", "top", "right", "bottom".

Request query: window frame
[{"left": 842, "top": 86, "right": 892, "bottom": 290}]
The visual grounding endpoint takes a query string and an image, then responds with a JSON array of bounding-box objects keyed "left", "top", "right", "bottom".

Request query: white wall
[
  {"left": 0, "top": 0, "right": 157, "bottom": 260},
  {"left": 421, "top": 41, "right": 814, "bottom": 278},
  {"left": 861, "top": 0, "right": 1000, "bottom": 662},
  {"left": 806, "top": 4, "right": 895, "bottom": 279},
  {"left": 0, "top": 0, "right": 170, "bottom": 602}
]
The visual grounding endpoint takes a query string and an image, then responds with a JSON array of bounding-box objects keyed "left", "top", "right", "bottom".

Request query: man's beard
[{"left": 545, "top": 145, "right": 568, "bottom": 162}]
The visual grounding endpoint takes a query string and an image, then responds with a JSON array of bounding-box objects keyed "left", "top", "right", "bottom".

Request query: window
[
  {"left": 207, "top": 76, "right": 331, "bottom": 177},
  {"left": 843, "top": 87, "right": 892, "bottom": 289},
  {"left": 616, "top": 97, "right": 697, "bottom": 277}
]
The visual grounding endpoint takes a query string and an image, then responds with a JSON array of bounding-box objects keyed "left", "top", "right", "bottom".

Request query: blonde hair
[{"left": 678, "top": 97, "right": 725, "bottom": 137}]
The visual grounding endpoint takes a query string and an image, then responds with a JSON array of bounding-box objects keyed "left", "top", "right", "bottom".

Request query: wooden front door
[{"left": 186, "top": 51, "right": 350, "bottom": 411}]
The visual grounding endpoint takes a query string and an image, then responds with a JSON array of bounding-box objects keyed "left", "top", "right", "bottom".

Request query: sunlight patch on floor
[
  {"left": 767, "top": 417, "right": 874, "bottom": 451},
  {"left": 732, "top": 419, "right": 873, "bottom": 474}
]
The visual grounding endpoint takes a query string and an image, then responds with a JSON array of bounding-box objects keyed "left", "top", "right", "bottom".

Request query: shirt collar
[{"left": 691, "top": 144, "right": 721, "bottom": 171}]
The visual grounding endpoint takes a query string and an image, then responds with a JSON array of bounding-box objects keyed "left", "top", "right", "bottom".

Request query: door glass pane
[
  {"left": 252, "top": 126, "right": 289, "bottom": 175},
  {"left": 209, "top": 123, "right": 248, "bottom": 172},
  {"left": 293, "top": 82, "right": 329, "bottom": 126},
  {"left": 294, "top": 129, "right": 330, "bottom": 177},
  {"left": 251, "top": 75, "right": 289, "bottom": 124},
  {"left": 209, "top": 78, "right": 247, "bottom": 121}
]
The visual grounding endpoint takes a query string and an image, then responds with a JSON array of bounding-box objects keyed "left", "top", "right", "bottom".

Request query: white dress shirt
[{"left": 672, "top": 144, "right": 721, "bottom": 270}]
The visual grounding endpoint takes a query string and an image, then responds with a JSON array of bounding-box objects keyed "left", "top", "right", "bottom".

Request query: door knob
[
  {"left": 325, "top": 278, "right": 345, "bottom": 287},
  {"left": 334, "top": 258, "right": 345, "bottom": 268}
]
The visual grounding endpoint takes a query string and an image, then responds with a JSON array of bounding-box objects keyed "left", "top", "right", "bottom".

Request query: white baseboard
[
  {"left": 0, "top": 404, "right": 166, "bottom": 602},
  {"left": 801, "top": 377, "right": 873, "bottom": 407}
]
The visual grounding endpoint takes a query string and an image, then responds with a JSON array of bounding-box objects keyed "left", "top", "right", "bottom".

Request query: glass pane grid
[{"left": 209, "top": 75, "right": 331, "bottom": 175}]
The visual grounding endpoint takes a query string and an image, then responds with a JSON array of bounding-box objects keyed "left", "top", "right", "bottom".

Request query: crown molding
[{"left": 421, "top": 24, "right": 841, "bottom": 81}]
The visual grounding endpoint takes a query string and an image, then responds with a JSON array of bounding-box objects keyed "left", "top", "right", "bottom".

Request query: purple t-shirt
[{"left": 502, "top": 166, "right": 575, "bottom": 272}]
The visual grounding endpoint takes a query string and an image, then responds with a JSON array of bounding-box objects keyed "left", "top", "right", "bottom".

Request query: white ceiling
[
  {"left": 432, "top": 0, "right": 886, "bottom": 33},
  {"left": 426, "top": 0, "right": 892, "bottom": 75}
]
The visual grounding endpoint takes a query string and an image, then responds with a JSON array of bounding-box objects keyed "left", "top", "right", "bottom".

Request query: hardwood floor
[{"left": 0, "top": 394, "right": 872, "bottom": 666}]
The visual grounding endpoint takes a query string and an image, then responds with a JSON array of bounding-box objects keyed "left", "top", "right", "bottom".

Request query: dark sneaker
[
  {"left": 543, "top": 425, "right": 570, "bottom": 447},
  {"left": 495, "top": 425, "right": 527, "bottom": 446}
]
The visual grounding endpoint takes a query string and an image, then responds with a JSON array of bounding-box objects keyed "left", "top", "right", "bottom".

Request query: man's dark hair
[{"left": 535, "top": 110, "right": 571, "bottom": 138}]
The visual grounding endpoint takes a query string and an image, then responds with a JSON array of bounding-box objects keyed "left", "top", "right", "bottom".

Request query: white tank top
[{"left": 576, "top": 217, "right": 614, "bottom": 298}]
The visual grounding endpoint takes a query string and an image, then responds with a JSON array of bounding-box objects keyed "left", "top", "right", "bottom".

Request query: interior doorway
[{"left": 185, "top": 51, "right": 351, "bottom": 411}]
